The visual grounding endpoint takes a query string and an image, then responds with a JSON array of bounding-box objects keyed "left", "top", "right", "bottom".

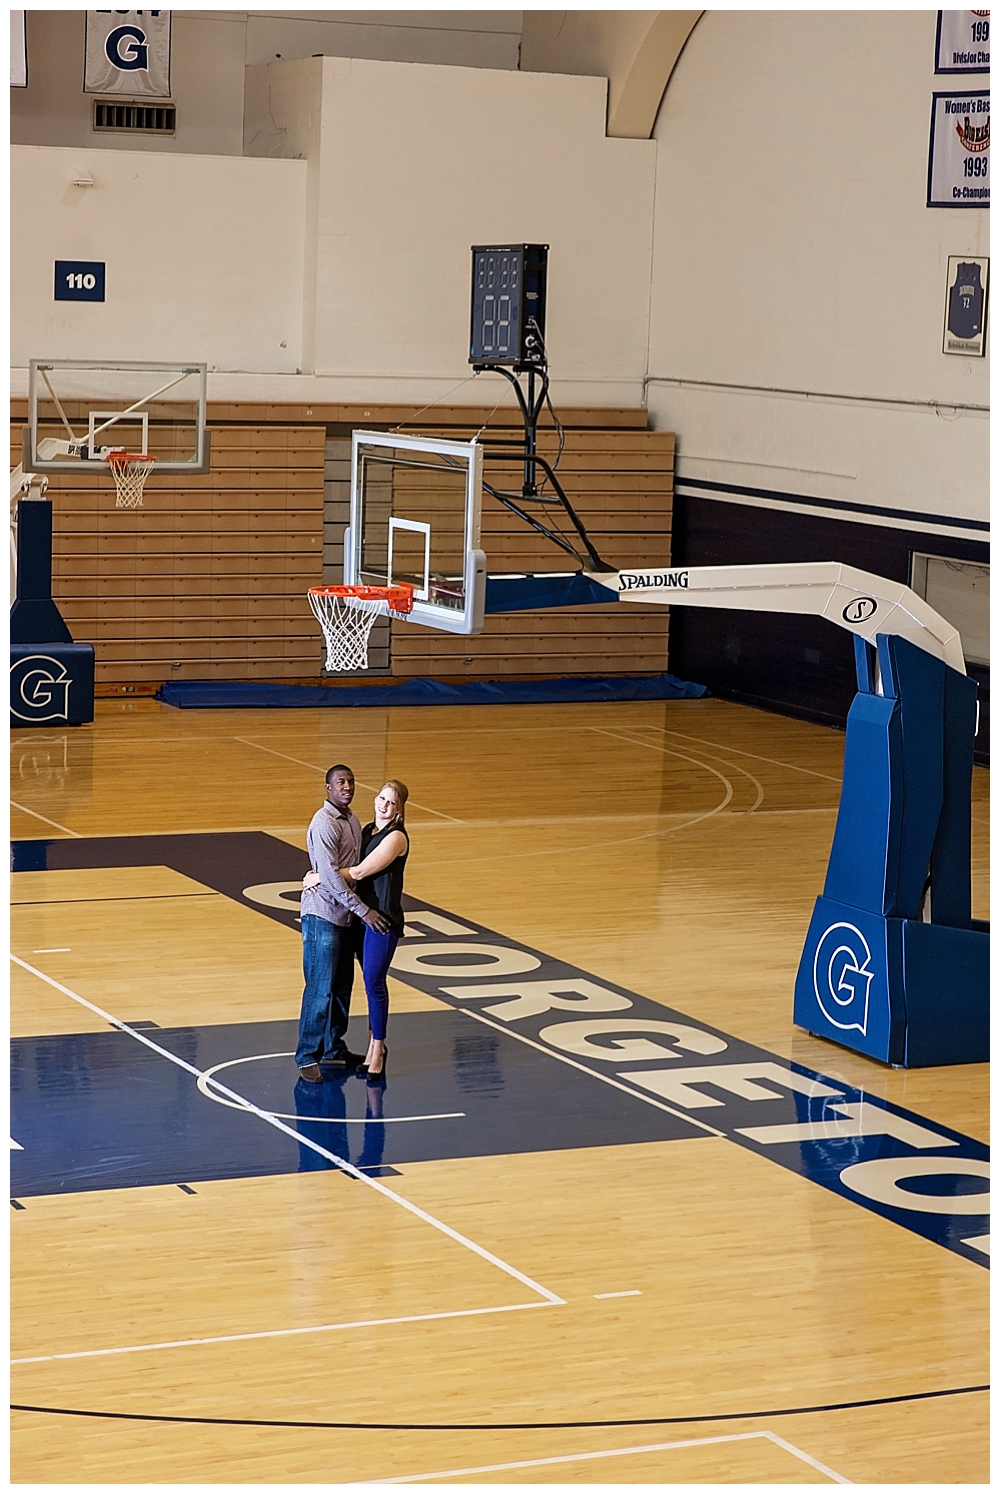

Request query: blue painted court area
[
  {"left": 11, "top": 832, "right": 989, "bottom": 1269},
  {"left": 10, "top": 1012, "right": 704, "bottom": 1197}
]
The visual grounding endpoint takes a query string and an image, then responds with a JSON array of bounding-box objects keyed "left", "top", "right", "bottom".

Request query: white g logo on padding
[
  {"left": 10, "top": 655, "right": 72, "bottom": 723},
  {"left": 813, "top": 921, "right": 874, "bottom": 1035}
]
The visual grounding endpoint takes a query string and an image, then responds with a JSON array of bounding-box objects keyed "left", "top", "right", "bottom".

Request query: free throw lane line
[
  {"left": 9, "top": 956, "right": 565, "bottom": 1311},
  {"left": 11, "top": 1302, "right": 552, "bottom": 1367},
  {"left": 10, "top": 801, "right": 81, "bottom": 837},
  {"left": 365, "top": 1428, "right": 851, "bottom": 1484}
]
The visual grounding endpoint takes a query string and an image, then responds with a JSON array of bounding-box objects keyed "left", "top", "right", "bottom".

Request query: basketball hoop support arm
[
  {"left": 472, "top": 353, "right": 610, "bottom": 573},
  {"left": 589, "top": 561, "right": 965, "bottom": 673}
]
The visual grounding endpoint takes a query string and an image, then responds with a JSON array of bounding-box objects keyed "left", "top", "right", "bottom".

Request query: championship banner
[
  {"left": 84, "top": 11, "right": 171, "bottom": 97},
  {"left": 927, "top": 90, "right": 990, "bottom": 206},
  {"left": 935, "top": 10, "right": 990, "bottom": 74},
  {"left": 11, "top": 10, "right": 27, "bottom": 87}
]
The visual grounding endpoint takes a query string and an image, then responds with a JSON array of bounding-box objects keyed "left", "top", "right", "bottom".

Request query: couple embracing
[{"left": 295, "top": 764, "right": 409, "bottom": 1084}]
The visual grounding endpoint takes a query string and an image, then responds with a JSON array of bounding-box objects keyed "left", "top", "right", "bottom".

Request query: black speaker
[{"left": 469, "top": 244, "right": 548, "bottom": 368}]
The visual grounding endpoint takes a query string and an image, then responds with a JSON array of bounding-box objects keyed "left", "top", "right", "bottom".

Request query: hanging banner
[
  {"left": 943, "top": 255, "right": 989, "bottom": 355},
  {"left": 927, "top": 90, "right": 990, "bottom": 206},
  {"left": 84, "top": 11, "right": 171, "bottom": 97},
  {"left": 935, "top": 10, "right": 990, "bottom": 74},
  {"left": 11, "top": 10, "right": 27, "bottom": 87}
]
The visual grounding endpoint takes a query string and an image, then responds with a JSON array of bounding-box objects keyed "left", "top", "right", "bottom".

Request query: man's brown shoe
[{"left": 298, "top": 1063, "right": 323, "bottom": 1084}]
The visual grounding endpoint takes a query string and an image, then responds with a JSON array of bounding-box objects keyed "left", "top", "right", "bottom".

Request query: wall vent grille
[{"left": 93, "top": 102, "right": 176, "bottom": 133}]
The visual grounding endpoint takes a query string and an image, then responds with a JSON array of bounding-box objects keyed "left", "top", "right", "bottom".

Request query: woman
[{"left": 304, "top": 779, "right": 409, "bottom": 1080}]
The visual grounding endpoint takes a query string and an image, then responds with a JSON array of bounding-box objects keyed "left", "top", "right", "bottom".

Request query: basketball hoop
[
  {"left": 107, "top": 449, "right": 156, "bottom": 509},
  {"left": 308, "top": 583, "right": 414, "bottom": 673}
]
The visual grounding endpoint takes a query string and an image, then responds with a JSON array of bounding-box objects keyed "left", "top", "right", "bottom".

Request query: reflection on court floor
[{"left": 10, "top": 1011, "right": 703, "bottom": 1195}]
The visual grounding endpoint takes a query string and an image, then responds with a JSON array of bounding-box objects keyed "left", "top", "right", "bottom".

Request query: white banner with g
[{"left": 85, "top": 11, "right": 171, "bottom": 97}]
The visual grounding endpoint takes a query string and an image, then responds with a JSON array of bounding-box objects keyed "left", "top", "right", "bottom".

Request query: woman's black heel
[{"left": 363, "top": 1046, "right": 388, "bottom": 1081}]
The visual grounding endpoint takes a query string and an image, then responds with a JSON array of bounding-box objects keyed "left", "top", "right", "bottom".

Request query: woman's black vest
[{"left": 357, "top": 822, "right": 409, "bottom": 935}]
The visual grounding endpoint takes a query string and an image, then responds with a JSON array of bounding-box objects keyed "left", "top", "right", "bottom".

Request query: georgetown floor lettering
[{"left": 11, "top": 834, "right": 989, "bottom": 1267}]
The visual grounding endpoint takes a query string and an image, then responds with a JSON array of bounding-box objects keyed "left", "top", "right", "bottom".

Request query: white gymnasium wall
[
  {"left": 243, "top": 56, "right": 656, "bottom": 406},
  {"left": 13, "top": 59, "right": 655, "bottom": 407},
  {"left": 647, "top": 10, "right": 989, "bottom": 531},
  {"left": 11, "top": 11, "right": 522, "bottom": 157},
  {"left": 10, "top": 147, "right": 307, "bottom": 376}
]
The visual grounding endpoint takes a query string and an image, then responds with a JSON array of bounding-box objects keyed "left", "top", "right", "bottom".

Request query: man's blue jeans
[{"left": 295, "top": 915, "right": 359, "bottom": 1067}]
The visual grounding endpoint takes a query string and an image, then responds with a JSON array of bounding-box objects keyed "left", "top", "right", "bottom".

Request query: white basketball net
[
  {"left": 308, "top": 591, "right": 397, "bottom": 673},
  {"left": 108, "top": 451, "right": 156, "bottom": 509}
]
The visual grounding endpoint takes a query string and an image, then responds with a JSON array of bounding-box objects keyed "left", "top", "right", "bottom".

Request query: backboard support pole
[{"left": 473, "top": 359, "right": 610, "bottom": 573}]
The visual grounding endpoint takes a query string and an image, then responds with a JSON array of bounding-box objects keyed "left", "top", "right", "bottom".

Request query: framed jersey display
[{"left": 943, "top": 255, "right": 989, "bottom": 354}]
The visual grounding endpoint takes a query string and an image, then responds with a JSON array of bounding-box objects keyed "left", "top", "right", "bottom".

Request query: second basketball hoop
[
  {"left": 107, "top": 449, "right": 156, "bottom": 508},
  {"left": 308, "top": 583, "right": 414, "bottom": 673}
]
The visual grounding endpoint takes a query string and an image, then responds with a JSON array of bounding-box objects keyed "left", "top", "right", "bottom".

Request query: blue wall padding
[
  {"left": 823, "top": 691, "right": 903, "bottom": 916},
  {"left": 158, "top": 672, "right": 709, "bottom": 711},
  {"left": 884, "top": 635, "right": 944, "bottom": 919},
  {"left": 901, "top": 920, "right": 989, "bottom": 1065},
  {"left": 929, "top": 667, "right": 979, "bottom": 929},
  {"left": 484, "top": 573, "right": 619, "bottom": 612}
]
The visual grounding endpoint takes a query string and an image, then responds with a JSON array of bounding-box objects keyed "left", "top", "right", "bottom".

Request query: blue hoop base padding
[
  {"left": 157, "top": 672, "right": 709, "bottom": 711},
  {"left": 793, "top": 893, "right": 989, "bottom": 1067},
  {"left": 11, "top": 642, "right": 95, "bottom": 727}
]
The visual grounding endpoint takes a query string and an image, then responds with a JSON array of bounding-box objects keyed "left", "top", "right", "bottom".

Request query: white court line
[
  {"left": 459, "top": 1009, "right": 727, "bottom": 1139},
  {"left": 416, "top": 743, "right": 738, "bottom": 872},
  {"left": 410, "top": 811, "right": 706, "bottom": 829},
  {"left": 636, "top": 724, "right": 844, "bottom": 783},
  {"left": 10, "top": 801, "right": 81, "bottom": 837},
  {"left": 196, "top": 1052, "right": 465, "bottom": 1123},
  {"left": 364, "top": 1428, "right": 852, "bottom": 1484},
  {"left": 232, "top": 738, "right": 464, "bottom": 823},
  {"left": 591, "top": 727, "right": 736, "bottom": 813},
  {"left": 11, "top": 1301, "right": 551, "bottom": 1367},
  {"left": 594, "top": 1290, "right": 641, "bottom": 1299},
  {"left": 9, "top": 957, "right": 565, "bottom": 1320},
  {"left": 595, "top": 725, "right": 765, "bottom": 812}
]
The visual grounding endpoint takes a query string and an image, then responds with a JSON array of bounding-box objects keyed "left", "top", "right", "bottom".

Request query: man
[{"left": 296, "top": 764, "right": 389, "bottom": 1083}]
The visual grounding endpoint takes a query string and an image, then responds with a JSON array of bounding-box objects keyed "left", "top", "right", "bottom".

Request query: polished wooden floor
[{"left": 10, "top": 695, "right": 989, "bottom": 1484}]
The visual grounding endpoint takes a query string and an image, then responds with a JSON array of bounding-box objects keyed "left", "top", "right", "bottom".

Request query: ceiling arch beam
[{"left": 520, "top": 11, "right": 704, "bottom": 140}]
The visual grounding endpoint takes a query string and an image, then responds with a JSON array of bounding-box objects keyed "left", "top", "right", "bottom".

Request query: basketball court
[
  {"left": 10, "top": 10, "right": 990, "bottom": 1487},
  {"left": 10, "top": 691, "right": 990, "bottom": 1484}
]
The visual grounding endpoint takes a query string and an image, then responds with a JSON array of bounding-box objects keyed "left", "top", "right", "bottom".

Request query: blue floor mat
[{"left": 157, "top": 672, "right": 709, "bottom": 710}]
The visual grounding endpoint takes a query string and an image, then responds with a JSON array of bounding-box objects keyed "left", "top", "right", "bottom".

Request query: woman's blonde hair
[{"left": 382, "top": 778, "right": 409, "bottom": 826}]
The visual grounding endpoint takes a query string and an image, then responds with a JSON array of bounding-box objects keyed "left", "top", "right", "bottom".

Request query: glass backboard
[
  {"left": 347, "top": 431, "right": 486, "bottom": 636},
  {"left": 26, "top": 360, "right": 209, "bottom": 472}
]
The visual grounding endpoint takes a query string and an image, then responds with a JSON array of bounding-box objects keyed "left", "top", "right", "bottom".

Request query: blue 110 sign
[{"left": 55, "top": 261, "right": 106, "bottom": 302}]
